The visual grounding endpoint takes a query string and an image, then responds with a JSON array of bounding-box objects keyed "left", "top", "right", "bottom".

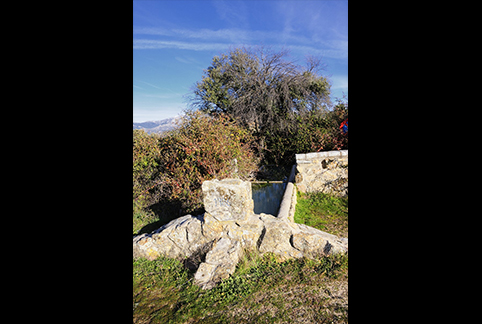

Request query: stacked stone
[{"left": 295, "top": 150, "right": 348, "bottom": 196}]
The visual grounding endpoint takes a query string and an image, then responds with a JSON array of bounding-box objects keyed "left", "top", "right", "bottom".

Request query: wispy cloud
[
  {"left": 137, "top": 80, "right": 163, "bottom": 90},
  {"left": 174, "top": 56, "right": 199, "bottom": 65},
  {"left": 174, "top": 56, "right": 193, "bottom": 64},
  {"left": 133, "top": 1, "right": 347, "bottom": 60},
  {"left": 133, "top": 39, "right": 230, "bottom": 51},
  {"left": 134, "top": 27, "right": 252, "bottom": 43},
  {"left": 134, "top": 27, "right": 346, "bottom": 59}
]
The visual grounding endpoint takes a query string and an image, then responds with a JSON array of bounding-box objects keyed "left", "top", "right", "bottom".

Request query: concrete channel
[{"left": 251, "top": 164, "right": 297, "bottom": 221}]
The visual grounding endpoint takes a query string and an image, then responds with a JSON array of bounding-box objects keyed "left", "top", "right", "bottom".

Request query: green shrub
[
  {"left": 133, "top": 130, "right": 167, "bottom": 205},
  {"left": 263, "top": 99, "right": 348, "bottom": 167},
  {"left": 157, "top": 111, "right": 259, "bottom": 214}
]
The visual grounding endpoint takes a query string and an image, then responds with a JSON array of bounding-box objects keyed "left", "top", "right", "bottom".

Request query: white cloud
[
  {"left": 174, "top": 56, "right": 192, "bottom": 64},
  {"left": 133, "top": 35, "right": 347, "bottom": 60},
  {"left": 133, "top": 39, "right": 230, "bottom": 51},
  {"left": 133, "top": 13, "right": 347, "bottom": 60},
  {"left": 134, "top": 27, "right": 252, "bottom": 43},
  {"left": 174, "top": 55, "right": 204, "bottom": 65},
  {"left": 133, "top": 27, "right": 173, "bottom": 36},
  {"left": 137, "top": 80, "right": 163, "bottom": 90}
]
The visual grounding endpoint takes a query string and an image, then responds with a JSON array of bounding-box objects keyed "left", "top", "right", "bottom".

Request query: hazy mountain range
[{"left": 133, "top": 116, "right": 182, "bottom": 134}]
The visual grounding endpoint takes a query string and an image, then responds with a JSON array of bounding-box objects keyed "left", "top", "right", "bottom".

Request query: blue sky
[{"left": 133, "top": 0, "right": 348, "bottom": 122}]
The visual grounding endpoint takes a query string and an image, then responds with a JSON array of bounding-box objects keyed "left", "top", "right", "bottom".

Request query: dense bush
[
  {"left": 298, "top": 100, "right": 348, "bottom": 153},
  {"left": 133, "top": 111, "right": 259, "bottom": 230},
  {"left": 263, "top": 99, "right": 348, "bottom": 166},
  {"left": 133, "top": 130, "right": 165, "bottom": 205},
  {"left": 156, "top": 111, "right": 259, "bottom": 213}
]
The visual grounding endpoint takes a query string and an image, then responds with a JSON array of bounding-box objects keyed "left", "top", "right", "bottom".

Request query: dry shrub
[{"left": 133, "top": 111, "right": 259, "bottom": 216}]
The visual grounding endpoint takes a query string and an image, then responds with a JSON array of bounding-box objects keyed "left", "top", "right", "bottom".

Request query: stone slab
[{"left": 202, "top": 179, "right": 254, "bottom": 222}]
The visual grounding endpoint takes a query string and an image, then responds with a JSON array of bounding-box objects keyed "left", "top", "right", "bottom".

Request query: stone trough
[{"left": 133, "top": 178, "right": 348, "bottom": 290}]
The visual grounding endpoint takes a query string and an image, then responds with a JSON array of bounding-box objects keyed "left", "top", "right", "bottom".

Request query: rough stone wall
[
  {"left": 133, "top": 178, "right": 348, "bottom": 289},
  {"left": 295, "top": 150, "right": 348, "bottom": 196}
]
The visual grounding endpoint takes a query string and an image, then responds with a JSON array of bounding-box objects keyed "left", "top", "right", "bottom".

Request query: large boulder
[
  {"left": 291, "top": 223, "right": 348, "bottom": 257},
  {"left": 133, "top": 214, "right": 213, "bottom": 261}
]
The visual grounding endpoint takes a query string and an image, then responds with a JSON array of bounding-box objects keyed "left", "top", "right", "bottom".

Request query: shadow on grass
[{"left": 136, "top": 199, "right": 205, "bottom": 236}]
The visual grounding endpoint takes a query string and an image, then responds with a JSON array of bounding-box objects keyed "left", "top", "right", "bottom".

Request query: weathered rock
[
  {"left": 202, "top": 178, "right": 254, "bottom": 222},
  {"left": 256, "top": 214, "right": 348, "bottom": 261},
  {"left": 224, "top": 213, "right": 265, "bottom": 250},
  {"left": 133, "top": 178, "right": 348, "bottom": 289},
  {"left": 194, "top": 236, "right": 242, "bottom": 289},
  {"left": 257, "top": 214, "right": 304, "bottom": 261},
  {"left": 292, "top": 223, "right": 348, "bottom": 258},
  {"left": 133, "top": 214, "right": 213, "bottom": 261}
]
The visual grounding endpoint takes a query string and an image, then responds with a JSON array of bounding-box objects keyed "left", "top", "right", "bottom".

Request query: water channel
[{"left": 252, "top": 182, "right": 287, "bottom": 216}]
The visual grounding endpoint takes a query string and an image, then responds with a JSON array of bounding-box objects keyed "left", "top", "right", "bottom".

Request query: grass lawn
[
  {"left": 294, "top": 191, "right": 348, "bottom": 238},
  {"left": 133, "top": 191, "right": 348, "bottom": 323},
  {"left": 134, "top": 251, "right": 348, "bottom": 323}
]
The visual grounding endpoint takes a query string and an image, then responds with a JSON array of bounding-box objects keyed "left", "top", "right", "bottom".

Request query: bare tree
[{"left": 189, "top": 46, "right": 331, "bottom": 138}]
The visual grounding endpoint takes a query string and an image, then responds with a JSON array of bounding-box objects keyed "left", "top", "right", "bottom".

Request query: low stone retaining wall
[
  {"left": 133, "top": 177, "right": 348, "bottom": 289},
  {"left": 295, "top": 150, "right": 348, "bottom": 196}
]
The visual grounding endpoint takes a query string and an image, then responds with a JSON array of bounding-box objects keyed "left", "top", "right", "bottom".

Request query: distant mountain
[{"left": 133, "top": 116, "right": 182, "bottom": 134}]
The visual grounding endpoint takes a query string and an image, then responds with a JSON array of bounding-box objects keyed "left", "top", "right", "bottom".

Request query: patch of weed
[{"left": 133, "top": 251, "right": 348, "bottom": 323}]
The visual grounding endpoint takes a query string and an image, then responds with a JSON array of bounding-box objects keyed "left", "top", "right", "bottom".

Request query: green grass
[
  {"left": 133, "top": 250, "right": 348, "bottom": 323},
  {"left": 294, "top": 191, "right": 348, "bottom": 237},
  {"left": 134, "top": 189, "right": 349, "bottom": 323}
]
